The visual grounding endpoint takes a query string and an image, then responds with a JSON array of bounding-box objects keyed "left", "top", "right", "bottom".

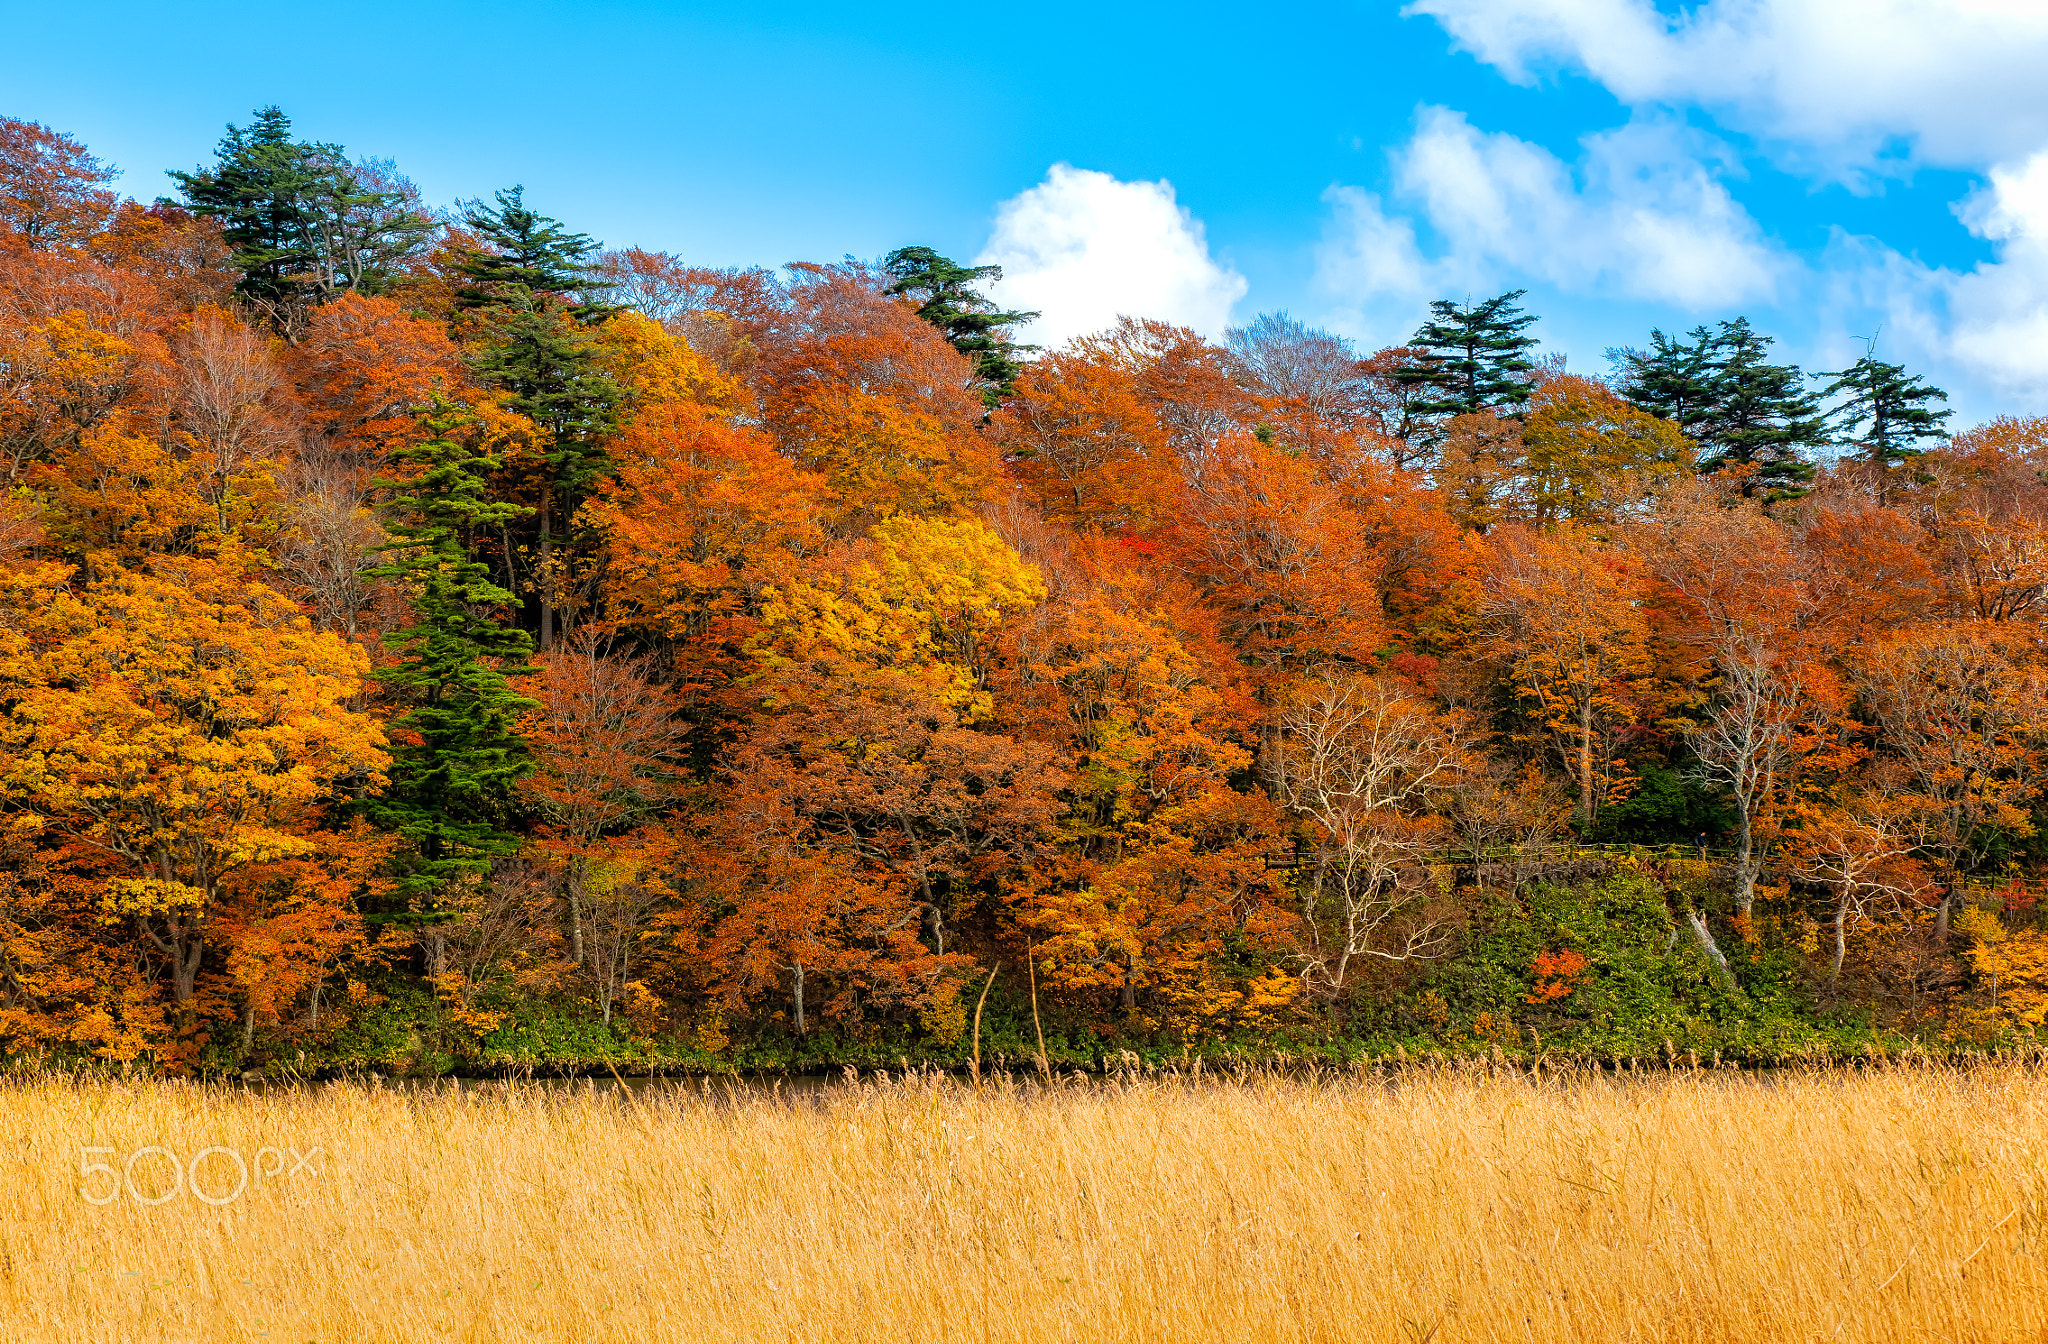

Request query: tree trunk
[
  {"left": 791, "top": 960, "right": 806, "bottom": 1036},
  {"left": 1734, "top": 813, "right": 1757, "bottom": 919},
  {"left": 1578, "top": 696, "right": 1596, "bottom": 828},
  {"left": 1687, "top": 910, "right": 1731, "bottom": 977},
  {"left": 1833, "top": 888, "right": 1850, "bottom": 981},
  {"left": 538, "top": 489, "right": 554, "bottom": 651},
  {"left": 170, "top": 925, "right": 203, "bottom": 1006},
  {"left": 568, "top": 854, "right": 586, "bottom": 967}
]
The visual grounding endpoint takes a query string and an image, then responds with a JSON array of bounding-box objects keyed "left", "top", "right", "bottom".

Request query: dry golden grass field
[{"left": 4, "top": 1064, "right": 2047, "bottom": 1342}]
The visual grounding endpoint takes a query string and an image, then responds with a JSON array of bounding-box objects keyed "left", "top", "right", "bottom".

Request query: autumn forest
[{"left": 5, "top": 107, "right": 2045, "bottom": 1078}]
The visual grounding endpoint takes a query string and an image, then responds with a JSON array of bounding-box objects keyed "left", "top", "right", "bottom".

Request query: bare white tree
[
  {"left": 272, "top": 456, "right": 388, "bottom": 640},
  {"left": 1691, "top": 634, "right": 1815, "bottom": 917},
  {"left": 432, "top": 860, "right": 560, "bottom": 1018},
  {"left": 168, "top": 307, "right": 290, "bottom": 531},
  {"left": 1787, "top": 809, "right": 1931, "bottom": 982},
  {"left": 1646, "top": 480, "right": 1826, "bottom": 919},
  {"left": 1224, "top": 313, "right": 1369, "bottom": 423},
  {"left": 582, "top": 865, "right": 664, "bottom": 1028},
  {"left": 1270, "top": 670, "right": 1469, "bottom": 1000}
]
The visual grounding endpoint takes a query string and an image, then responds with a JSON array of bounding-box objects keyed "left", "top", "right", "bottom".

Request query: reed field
[{"left": 5, "top": 1064, "right": 2048, "bottom": 1343}]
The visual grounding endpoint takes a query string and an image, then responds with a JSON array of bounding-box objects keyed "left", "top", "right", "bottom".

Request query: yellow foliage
[
  {"left": 1955, "top": 906, "right": 2048, "bottom": 1030},
  {"left": 101, "top": 877, "right": 205, "bottom": 917},
  {"left": 1521, "top": 384, "right": 1694, "bottom": 526},
  {"left": 590, "top": 310, "right": 744, "bottom": 420},
  {"left": 0, "top": 558, "right": 389, "bottom": 975},
  {"left": 37, "top": 415, "right": 212, "bottom": 558},
  {"left": 778, "top": 382, "right": 998, "bottom": 524},
  {"left": 757, "top": 515, "right": 1045, "bottom": 721},
  {"left": 916, "top": 979, "right": 967, "bottom": 1047}
]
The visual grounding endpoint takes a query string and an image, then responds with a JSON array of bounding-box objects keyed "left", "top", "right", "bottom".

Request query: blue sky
[{"left": 6, "top": 0, "right": 2047, "bottom": 423}]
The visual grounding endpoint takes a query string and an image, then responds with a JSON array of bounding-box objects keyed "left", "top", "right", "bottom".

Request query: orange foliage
[
  {"left": 1165, "top": 434, "right": 1386, "bottom": 676},
  {"left": 997, "top": 350, "right": 1176, "bottom": 532},
  {"left": 0, "top": 117, "right": 119, "bottom": 251},
  {"left": 290, "top": 293, "right": 467, "bottom": 475},
  {"left": 583, "top": 397, "right": 826, "bottom": 698},
  {"left": 1524, "top": 948, "right": 1590, "bottom": 1004}
]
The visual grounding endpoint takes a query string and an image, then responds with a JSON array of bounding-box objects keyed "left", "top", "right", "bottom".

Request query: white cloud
[
  {"left": 1390, "top": 2, "right": 2048, "bottom": 414},
  {"left": 1825, "top": 156, "right": 2048, "bottom": 410},
  {"left": 977, "top": 164, "right": 1248, "bottom": 349},
  {"left": 1314, "top": 108, "right": 1786, "bottom": 343},
  {"left": 1406, "top": 0, "right": 2048, "bottom": 177},
  {"left": 1313, "top": 186, "right": 1444, "bottom": 339}
]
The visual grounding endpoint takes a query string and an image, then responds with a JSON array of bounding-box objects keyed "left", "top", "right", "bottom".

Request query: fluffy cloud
[
  {"left": 1406, "top": 0, "right": 2048, "bottom": 176},
  {"left": 1326, "top": 5, "right": 2048, "bottom": 413},
  {"left": 1830, "top": 155, "right": 2048, "bottom": 409},
  {"left": 1313, "top": 186, "right": 1442, "bottom": 339},
  {"left": 977, "top": 164, "right": 1247, "bottom": 349},
  {"left": 1315, "top": 108, "right": 1785, "bottom": 342}
]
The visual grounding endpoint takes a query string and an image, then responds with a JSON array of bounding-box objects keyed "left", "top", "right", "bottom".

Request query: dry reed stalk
[{"left": 4, "top": 1066, "right": 2048, "bottom": 1342}]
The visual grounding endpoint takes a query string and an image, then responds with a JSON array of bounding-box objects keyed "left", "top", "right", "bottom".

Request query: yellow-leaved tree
[
  {"left": 0, "top": 557, "right": 388, "bottom": 1011},
  {"left": 756, "top": 514, "right": 1047, "bottom": 722}
]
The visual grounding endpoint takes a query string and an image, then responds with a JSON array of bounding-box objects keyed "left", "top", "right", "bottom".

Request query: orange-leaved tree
[
  {"left": 1480, "top": 523, "right": 1660, "bottom": 830},
  {"left": 583, "top": 394, "right": 825, "bottom": 703},
  {"left": 1858, "top": 620, "right": 2048, "bottom": 935},
  {"left": 996, "top": 349, "right": 1176, "bottom": 533},
  {"left": 1165, "top": 434, "right": 1386, "bottom": 681},
  {"left": 516, "top": 639, "right": 690, "bottom": 969},
  {"left": 1000, "top": 545, "right": 1292, "bottom": 1028},
  {"left": 0, "top": 557, "right": 387, "bottom": 1013},
  {"left": 704, "top": 514, "right": 1064, "bottom": 1030}
]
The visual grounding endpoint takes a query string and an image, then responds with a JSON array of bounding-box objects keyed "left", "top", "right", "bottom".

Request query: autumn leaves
[{"left": 10, "top": 102, "right": 2048, "bottom": 1071}]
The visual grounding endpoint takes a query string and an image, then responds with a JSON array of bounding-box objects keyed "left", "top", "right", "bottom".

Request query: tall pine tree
[
  {"left": 883, "top": 245, "right": 1038, "bottom": 405},
  {"left": 168, "top": 106, "right": 433, "bottom": 332},
  {"left": 168, "top": 108, "right": 318, "bottom": 310},
  {"left": 455, "top": 186, "right": 619, "bottom": 647},
  {"left": 1616, "top": 318, "right": 1824, "bottom": 499},
  {"left": 1611, "top": 326, "right": 1718, "bottom": 429},
  {"left": 1701, "top": 318, "right": 1825, "bottom": 497},
  {"left": 365, "top": 399, "right": 537, "bottom": 920},
  {"left": 1392, "top": 290, "right": 1541, "bottom": 429},
  {"left": 1818, "top": 351, "right": 1951, "bottom": 473}
]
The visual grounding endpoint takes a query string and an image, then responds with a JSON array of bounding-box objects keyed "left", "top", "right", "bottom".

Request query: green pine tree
[
  {"left": 1818, "top": 351, "right": 1952, "bottom": 473},
  {"left": 1392, "top": 290, "right": 1541, "bottom": 426},
  {"left": 168, "top": 106, "right": 433, "bottom": 328},
  {"left": 456, "top": 187, "right": 619, "bottom": 647},
  {"left": 883, "top": 245, "right": 1038, "bottom": 405},
  {"left": 364, "top": 399, "right": 538, "bottom": 920},
  {"left": 456, "top": 185, "right": 613, "bottom": 322},
  {"left": 1611, "top": 325, "right": 1718, "bottom": 431},
  {"left": 1616, "top": 318, "right": 1823, "bottom": 499},
  {"left": 1696, "top": 318, "right": 1825, "bottom": 498}
]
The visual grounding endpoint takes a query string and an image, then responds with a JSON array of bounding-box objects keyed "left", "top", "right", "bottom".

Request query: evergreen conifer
[
  {"left": 1615, "top": 318, "right": 1824, "bottom": 499},
  {"left": 364, "top": 400, "right": 537, "bottom": 919},
  {"left": 169, "top": 106, "right": 433, "bottom": 323},
  {"left": 455, "top": 187, "right": 619, "bottom": 646},
  {"left": 1818, "top": 352, "right": 1952, "bottom": 472},
  {"left": 883, "top": 245, "right": 1038, "bottom": 405},
  {"left": 1392, "top": 289, "right": 1542, "bottom": 424}
]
